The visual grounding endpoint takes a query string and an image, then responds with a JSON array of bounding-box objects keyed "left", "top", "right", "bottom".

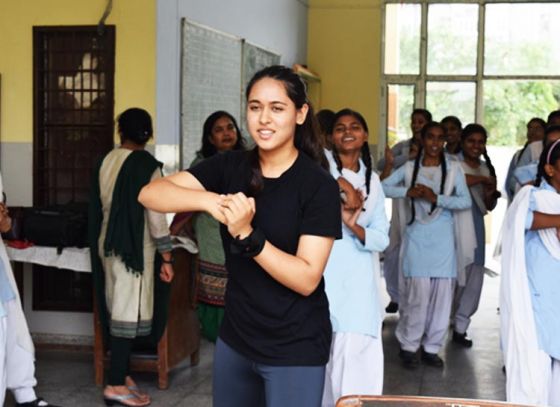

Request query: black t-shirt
[{"left": 189, "top": 150, "right": 342, "bottom": 365}]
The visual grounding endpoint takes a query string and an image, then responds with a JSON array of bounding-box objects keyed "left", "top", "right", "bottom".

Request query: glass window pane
[
  {"left": 387, "top": 84, "right": 415, "bottom": 146},
  {"left": 485, "top": 4, "right": 560, "bottom": 75},
  {"left": 427, "top": 4, "right": 478, "bottom": 75},
  {"left": 426, "top": 82, "right": 476, "bottom": 124},
  {"left": 483, "top": 80, "right": 560, "bottom": 146},
  {"left": 384, "top": 4, "right": 420, "bottom": 75}
]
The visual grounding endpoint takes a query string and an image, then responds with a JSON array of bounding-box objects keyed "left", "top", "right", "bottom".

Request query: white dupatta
[
  {"left": 0, "top": 173, "right": 35, "bottom": 354},
  {"left": 396, "top": 159, "right": 476, "bottom": 286},
  {"left": 500, "top": 184, "right": 560, "bottom": 405}
]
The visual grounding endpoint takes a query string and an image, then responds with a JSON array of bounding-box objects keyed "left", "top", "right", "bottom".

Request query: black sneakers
[
  {"left": 399, "top": 349, "right": 419, "bottom": 369},
  {"left": 385, "top": 301, "right": 399, "bottom": 313},
  {"left": 452, "top": 330, "right": 473, "bottom": 348},
  {"left": 421, "top": 349, "right": 444, "bottom": 368}
]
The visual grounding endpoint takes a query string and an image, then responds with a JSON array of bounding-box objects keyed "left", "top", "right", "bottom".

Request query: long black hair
[
  {"left": 330, "top": 108, "right": 373, "bottom": 195},
  {"left": 245, "top": 65, "right": 326, "bottom": 195},
  {"left": 408, "top": 121, "right": 446, "bottom": 225},
  {"left": 461, "top": 123, "right": 497, "bottom": 178},
  {"left": 197, "top": 110, "right": 245, "bottom": 158}
]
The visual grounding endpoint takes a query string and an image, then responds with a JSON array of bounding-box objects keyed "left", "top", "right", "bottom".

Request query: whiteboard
[
  {"left": 181, "top": 20, "right": 280, "bottom": 167},
  {"left": 181, "top": 20, "right": 242, "bottom": 168}
]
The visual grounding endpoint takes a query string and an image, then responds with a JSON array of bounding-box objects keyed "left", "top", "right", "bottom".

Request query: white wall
[{"left": 155, "top": 0, "right": 309, "bottom": 171}]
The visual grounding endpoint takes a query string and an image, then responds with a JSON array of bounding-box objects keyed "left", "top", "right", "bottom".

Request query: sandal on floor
[
  {"left": 103, "top": 393, "right": 150, "bottom": 407},
  {"left": 127, "top": 386, "right": 150, "bottom": 401}
]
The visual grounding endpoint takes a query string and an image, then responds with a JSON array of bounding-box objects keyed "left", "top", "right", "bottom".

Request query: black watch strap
[{"left": 230, "top": 228, "right": 266, "bottom": 258}]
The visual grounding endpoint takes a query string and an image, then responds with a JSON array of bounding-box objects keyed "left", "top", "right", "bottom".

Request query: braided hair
[
  {"left": 245, "top": 65, "right": 326, "bottom": 196},
  {"left": 408, "top": 122, "right": 447, "bottom": 225},
  {"left": 331, "top": 109, "right": 373, "bottom": 195}
]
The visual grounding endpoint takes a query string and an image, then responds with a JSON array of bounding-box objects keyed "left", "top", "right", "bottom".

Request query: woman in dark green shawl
[{"left": 89, "top": 108, "right": 174, "bottom": 407}]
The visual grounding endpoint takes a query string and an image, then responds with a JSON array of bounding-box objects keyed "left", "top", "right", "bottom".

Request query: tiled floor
[{"left": 5, "top": 272, "right": 505, "bottom": 406}]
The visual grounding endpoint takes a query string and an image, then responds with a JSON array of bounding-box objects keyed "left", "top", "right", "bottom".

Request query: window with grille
[
  {"left": 32, "top": 26, "right": 115, "bottom": 312},
  {"left": 381, "top": 1, "right": 560, "bottom": 149}
]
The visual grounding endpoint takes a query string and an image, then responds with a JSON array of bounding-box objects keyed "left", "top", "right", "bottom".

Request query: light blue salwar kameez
[
  {"left": 382, "top": 159, "right": 471, "bottom": 354},
  {"left": 322, "top": 157, "right": 390, "bottom": 406}
]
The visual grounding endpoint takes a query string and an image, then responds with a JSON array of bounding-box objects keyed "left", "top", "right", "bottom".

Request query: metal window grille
[{"left": 32, "top": 26, "right": 115, "bottom": 312}]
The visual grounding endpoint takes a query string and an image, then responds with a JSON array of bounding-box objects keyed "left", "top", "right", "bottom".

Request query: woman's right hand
[
  {"left": 160, "top": 262, "right": 174, "bottom": 283},
  {"left": 338, "top": 177, "right": 363, "bottom": 210}
]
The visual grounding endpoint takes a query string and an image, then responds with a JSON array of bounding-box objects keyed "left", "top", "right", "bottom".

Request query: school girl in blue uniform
[
  {"left": 501, "top": 139, "right": 560, "bottom": 406},
  {"left": 321, "top": 109, "right": 389, "bottom": 405},
  {"left": 382, "top": 122, "right": 472, "bottom": 368},
  {"left": 452, "top": 124, "right": 500, "bottom": 347}
]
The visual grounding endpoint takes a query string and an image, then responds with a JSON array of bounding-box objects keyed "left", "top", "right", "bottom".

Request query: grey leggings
[{"left": 213, "top": 338, "right": 326, "bottom": 407}]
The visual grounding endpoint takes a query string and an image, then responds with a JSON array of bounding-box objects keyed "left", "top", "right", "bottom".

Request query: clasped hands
[
  {"left": 338, "top": 178, "right": 364, "bottom": 228},
  {"left": 209, "top": 192, "right": 255, "bottom": 239},
  {"left": 407, "top": 184, "right": 437, "bottom": 204}
]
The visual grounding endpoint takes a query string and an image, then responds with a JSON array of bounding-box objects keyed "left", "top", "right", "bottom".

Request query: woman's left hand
[
  {"left": 221, "top": 192, "right": 256, "bottom": 238},
  {"left": 341, "top": 205, "right": 361, "bottom": 228},
  {"left": 160, "top": 262, "right": 174, "bottom": 283}
]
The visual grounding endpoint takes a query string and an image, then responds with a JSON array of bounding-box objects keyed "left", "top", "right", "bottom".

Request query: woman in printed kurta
[
  {"left": 321, "top": 110, "right": 389, "bottom": 406},
  {"left": 501, "top": 139, "right": 560, "bottom": 407},
  {"left": 190, "top": 111, "right": 245, "bottom": 342},
  {"left": 382, "top": 122, "right": 472, "bottom": 369}
]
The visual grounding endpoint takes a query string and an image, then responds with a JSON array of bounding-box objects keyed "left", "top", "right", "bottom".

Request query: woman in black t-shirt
[{"left": 139, "top": 65, "right": 341, "bottom": 407}]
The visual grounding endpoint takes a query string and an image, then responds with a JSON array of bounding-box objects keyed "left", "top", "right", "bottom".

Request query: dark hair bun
[{"left": 118, "top": 108, "right": 153, "bottom": 145}]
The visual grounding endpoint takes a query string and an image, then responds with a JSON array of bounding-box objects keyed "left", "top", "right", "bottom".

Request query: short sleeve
[
  {"left": 300, "top": 177, "right": 342, "bottom": 239},
  {"left": 188, "top": 152, "right": 228, "bottom": 194},
  {"left": 525, "top": 189, "right": 537, "bottom": 230}
]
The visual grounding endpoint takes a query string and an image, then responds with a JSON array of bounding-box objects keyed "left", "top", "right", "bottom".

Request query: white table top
[{"left": 6, "top": 245, "right": 91, "bottom": 273}]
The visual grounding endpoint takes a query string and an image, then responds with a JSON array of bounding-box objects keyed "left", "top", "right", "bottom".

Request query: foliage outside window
[{"left": 383, "top": 1, "right": 560, "bottom": 147}]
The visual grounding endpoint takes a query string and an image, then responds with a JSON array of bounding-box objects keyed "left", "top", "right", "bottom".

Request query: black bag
[
  {"left": 23, "top": 203, "right": 88, "bottom": 252},
  {"left": 1, "top": 206, "right": 27, "bottom": 241}
]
